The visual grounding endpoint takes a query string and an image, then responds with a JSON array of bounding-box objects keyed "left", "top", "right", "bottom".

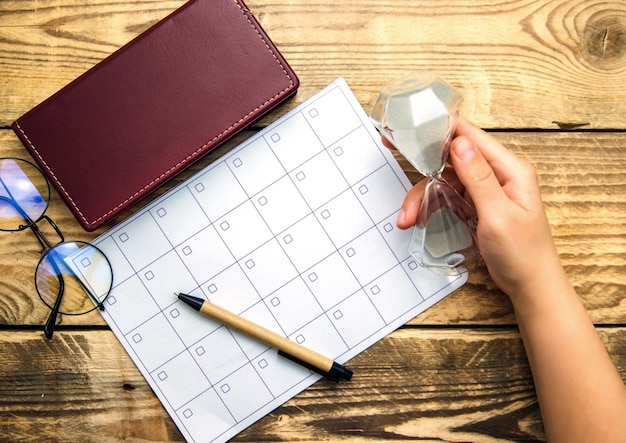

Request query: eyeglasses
[{"left": 0, "top": 158, "right": 113, "bottom": 339}]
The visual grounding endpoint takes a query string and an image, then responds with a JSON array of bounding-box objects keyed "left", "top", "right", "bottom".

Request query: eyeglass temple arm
[
  {"left": 43, "top": 255, "right": 65, "bottom": 340},
  {"left": 43, "top": 245, "right": 108, "bottom": 339}
]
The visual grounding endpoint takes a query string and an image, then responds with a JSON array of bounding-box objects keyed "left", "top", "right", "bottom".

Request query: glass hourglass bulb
[{"left": 370, "top": 72, "right": 478, "bottom": 272}]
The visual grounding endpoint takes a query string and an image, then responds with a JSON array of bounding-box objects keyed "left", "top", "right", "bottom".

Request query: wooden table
[{"left": 1, "top": 1, "right": 625, "bottom": 441}]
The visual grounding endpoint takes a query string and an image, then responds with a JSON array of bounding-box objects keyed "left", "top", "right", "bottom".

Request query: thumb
[{"left": 449, "top": 136, "right": 508, "bottom": 217}]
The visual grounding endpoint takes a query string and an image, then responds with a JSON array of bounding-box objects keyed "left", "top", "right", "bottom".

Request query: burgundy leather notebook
[{"left": 12, "top": 0, "right": 299, "bottom": 231}]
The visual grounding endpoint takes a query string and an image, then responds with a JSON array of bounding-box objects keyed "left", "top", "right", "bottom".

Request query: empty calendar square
[
  {"left": 265, "top": 278, "right": 323, "bottom": 336},
  {"left": 291, "top": 152, "right": 348, "bottom": 210},
  {"left": 126, "top": 314, "right": 186, "bottom": 372},
  {"left": 327, "top": 126, "right": 387, "bottom": 185},
  {"left": 112, "top": 212, "right": 172, "bottom": 271},
  {"left": 176, "top": 389, "right": 235, "bottom": 439},
  {"left": 303, "top": 85, "right": 362, "bottom": 147},
  {"left": 151, "top": 188, "right": 210, "bottom": 246},
  {"left": 106, "top": 276, "right": 160, "bottom": 335},
  {"left": 316, "top": 189, "right": 371, "bottom": 248},
  {"left": 342, "top": 227, "right": 398, "bottom": 286},
  {"left": 304, "top": 252, "right": 360, "bottom": 310},
  {"left": 177, "top": 226, "right": 236, "bottom": 284},
  {"left": 151, "top": 351, "right": 211, "bottom": 410},
  {"left": 192, "top": 326, "right": 249, "bottom": 384},
  {"left": 216, "top": 365, "right": 274, "bottom": 422},
  {"left": 189, "top": 162, "right": 248, "bottom": 221},
  {"left": 329, "top": 290, "right": 386, "bottom": 348},
  {"left": 367, "top": 265, "right": 426, "bottom": 324},
  {"left": 215, "top": 201, "right": 273, "bottom": 260},
  {"left": 204, "top": 264, "right": 262, "bottom": 315},
  {"left": 252, "top": 176, "right": 310, "bottom": 235},
  {"left": 140, "top": 250, "right": 196, "bottom": 309},
  {"left": 241, "top": 240, "right": 298, "bottom": 297},
  {"left": 280, "top": 214, "right": 335, "bottom": 273},
  {"left": 266, "top": 112, "right": 325, "bottom": 171},
  {"left": 228, "top": 137, "right": 285, "bottom": 196}
]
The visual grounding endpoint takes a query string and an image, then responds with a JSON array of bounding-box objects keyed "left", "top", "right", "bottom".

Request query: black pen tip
[{"left": 177, "top": 292, "right": 204, "bottom": 311}]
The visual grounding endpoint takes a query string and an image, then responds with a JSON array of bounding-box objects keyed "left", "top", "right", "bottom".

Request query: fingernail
[{"left": 454, "top": 137, "right": 476, "bottom": 161}]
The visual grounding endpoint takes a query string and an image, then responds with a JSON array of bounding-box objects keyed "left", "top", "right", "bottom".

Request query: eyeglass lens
[
  {"left": 36, "top": 241, "right": 113, "bottom": 316},
  {"left": 0, "top": 158, "right": 49, "bottom": 230}
]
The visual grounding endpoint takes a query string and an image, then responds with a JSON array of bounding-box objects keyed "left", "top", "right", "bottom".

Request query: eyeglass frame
[{"left": 0, "top": 157, "right": 113, "bottom": 339}]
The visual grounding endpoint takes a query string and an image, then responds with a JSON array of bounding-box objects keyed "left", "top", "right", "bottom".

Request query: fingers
[
  {"left": 449, "top": 135, "right": 509, "bottom": 219},
  {"left": 381, "top": 136, "right": 396, "bottom": 150},
  {"left": 397, "top": 179, "right": 426, "bottom": 229},
  {"left": 455, "top": 117, "right": 521, "bottom": 186},
  {"left": 454, "top": 118, "right": 541, "bottom": 210}
]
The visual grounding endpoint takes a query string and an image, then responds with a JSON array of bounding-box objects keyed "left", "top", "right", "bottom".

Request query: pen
[{"left": 176, "top": 293, "right": 353, "bottom": 381}]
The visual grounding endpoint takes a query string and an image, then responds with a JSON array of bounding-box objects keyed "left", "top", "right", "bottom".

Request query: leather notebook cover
[{"left": 12, "top": 0, "right": 299, "bottom": 231}]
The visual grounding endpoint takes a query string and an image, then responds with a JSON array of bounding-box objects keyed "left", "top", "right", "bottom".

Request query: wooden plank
[
  {"left": 0, "top": 328, "right": 624, "bottom": 441},
  {"left": 1, "top": 130, "right": 625, "bottom": 327},
  {"left": 1, "top": 0, "right": 625, "bottom": 129}
]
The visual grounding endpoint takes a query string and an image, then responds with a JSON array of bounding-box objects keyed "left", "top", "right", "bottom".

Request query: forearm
[{"left": 512, "top": 271, "right": 626, "bottom": 442}]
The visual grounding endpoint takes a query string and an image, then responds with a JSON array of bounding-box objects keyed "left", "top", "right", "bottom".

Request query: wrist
[{"left": 508, "top": 261, "right": 575, "bottom": 318}]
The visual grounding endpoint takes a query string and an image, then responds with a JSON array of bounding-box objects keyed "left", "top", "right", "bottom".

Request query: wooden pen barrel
[{"left": 200, "top": 301, "right": 334, "bottom": 372}]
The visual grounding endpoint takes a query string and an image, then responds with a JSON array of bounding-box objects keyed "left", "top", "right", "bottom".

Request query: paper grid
[{"left": 91, "top": 78, "right": 467, "bottom": 442}]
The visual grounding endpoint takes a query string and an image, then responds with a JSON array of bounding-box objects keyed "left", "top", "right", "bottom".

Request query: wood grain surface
[{"left": 0, "top": 0, "right": 625, "bottom": 441}]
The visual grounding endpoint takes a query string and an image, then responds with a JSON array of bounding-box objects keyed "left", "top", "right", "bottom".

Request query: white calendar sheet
[{"left": 91, "top": 79, "right": 467, "bottom": 442}]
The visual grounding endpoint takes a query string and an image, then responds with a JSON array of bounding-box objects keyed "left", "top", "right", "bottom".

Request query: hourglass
[{"left": 370, "top": 72, "right": 478, "bottom": 272}]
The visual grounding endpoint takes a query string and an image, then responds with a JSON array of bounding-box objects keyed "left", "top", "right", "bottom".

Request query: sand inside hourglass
[
  {"left": 382, "top": 87, "right": 451, "bottom": 175},
  {"left": 424, "top": 207, "right": 473, "bottom": 258}
]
